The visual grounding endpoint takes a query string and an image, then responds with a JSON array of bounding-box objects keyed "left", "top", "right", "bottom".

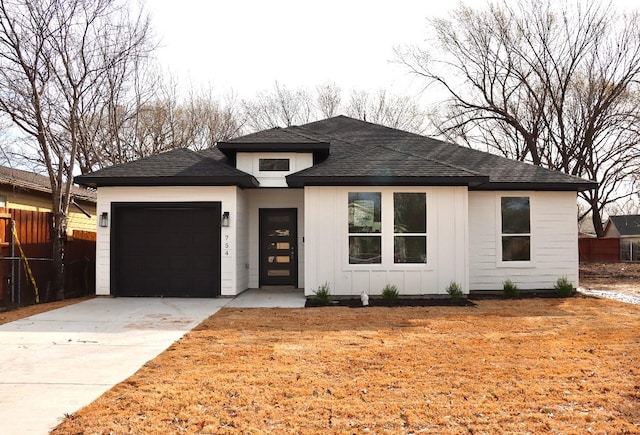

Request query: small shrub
[
  {"left": 381, "top": 284, "right": 399, "bottom": 302},
  {"left": 446, "top": 281, "right": 463, "bottom": 302},
  {"left": 554, "top": 276, "right": 574, "bottom": 297},
  {"left": 503, "top": 279, "right": 519, "bottom": 297},
  {"left": 313, "top": 282, "right": 331, "bottom": 305}
]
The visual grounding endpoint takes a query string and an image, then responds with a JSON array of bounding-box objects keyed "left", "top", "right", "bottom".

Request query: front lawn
[{"left": 54, "top": 297, "right": 640, "bottom": 433}]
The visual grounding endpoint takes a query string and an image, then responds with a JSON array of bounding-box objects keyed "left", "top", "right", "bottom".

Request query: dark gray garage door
[{"left": 112, "top": 202, "right": 221, "bottom": 297}]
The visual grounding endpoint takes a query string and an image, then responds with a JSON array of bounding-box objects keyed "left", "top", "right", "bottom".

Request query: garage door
[{"left": 113, "top": 202, "right": 221, "bottom": 297}]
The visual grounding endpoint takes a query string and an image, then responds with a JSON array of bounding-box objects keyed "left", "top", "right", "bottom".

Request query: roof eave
[
  {"left": 74, "top": 175, "right": 260, "bottom": 189},
  {"left": 470, "top": 181, "right": 598, "bottom": 192},
  {"left": 285, "top": 175, "right": 489, "bottom": 188},
  {"left": 216, "top": 142, "right": 330, "bottom": 158}
]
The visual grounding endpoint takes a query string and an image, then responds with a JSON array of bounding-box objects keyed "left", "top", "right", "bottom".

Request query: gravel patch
[{"left": 578, "top": 287, "right": 640, "bottom": 305}]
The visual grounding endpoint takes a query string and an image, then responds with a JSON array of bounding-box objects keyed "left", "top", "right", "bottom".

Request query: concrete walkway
[
  {"left": 0, "top": 290, "right": 305, "bottom": 434},
  {"left": 226, "top": 287, "right": 306, "bottom": 308}
]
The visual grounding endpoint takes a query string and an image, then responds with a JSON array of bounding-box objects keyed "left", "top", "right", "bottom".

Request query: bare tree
[
  {"left": 242, "top": 82, "right": 428, "bottom": 134},
  {"left": 345, "top": 89, "right": 429, "bottom": 134},
  {"left": 398, "top": 0, "right": 640, "bottom": 236},
  {"left": 186, "top": 88, "right": 244, "bottom": 150},
  {"left": 316, "top": 82, "right": 342, "bottom": 118},
  {"left": 242, "top": 81, "right": 316, "bottom": 131},
  {"left": 0, "top": 0, "right": 153, "bottom": 299}
]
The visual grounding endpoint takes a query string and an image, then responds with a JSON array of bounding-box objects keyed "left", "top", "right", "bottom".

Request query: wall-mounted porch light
[
  {"left": 221, "top": 211, "right": 230, "bottom": 227},
  {"left": 99, "top": 212, "right": 109, "bottom": 228}
]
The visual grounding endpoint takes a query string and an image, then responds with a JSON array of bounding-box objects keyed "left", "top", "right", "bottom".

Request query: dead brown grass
[
  {"left": 54, "top": 296, "right": 640, "bottom": 434},
  {"left": 0, "top": 296, "right": 93, "bottom": 326}
]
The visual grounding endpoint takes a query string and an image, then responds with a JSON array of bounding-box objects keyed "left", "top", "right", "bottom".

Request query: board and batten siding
[
  {"left": 246, "top": 188, "right": 305, "bottom": 288},
  {"left": 304, "top": 186, "right": 469, "bottom": 297},
  {"left": 95, "top": 186, "right": 244, "bottom": 297},
  {"left": 468, "top": 191, "right": 579, "bottom": 291}
]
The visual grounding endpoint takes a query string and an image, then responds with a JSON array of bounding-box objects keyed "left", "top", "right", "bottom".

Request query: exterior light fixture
[
  {"left": 221, "top": 211, "right": 230, "bottom": 227},
  {"left": 99, "top": 212, "right": 109, "bottom": 228}
]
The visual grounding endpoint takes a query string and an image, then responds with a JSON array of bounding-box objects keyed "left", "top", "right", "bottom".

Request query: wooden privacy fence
[
  {"left": 578, "top": 238, "right": 620, "bottom": 262},
  {"left": 0, "top": 208, "right": 96, "bottom": 306}
]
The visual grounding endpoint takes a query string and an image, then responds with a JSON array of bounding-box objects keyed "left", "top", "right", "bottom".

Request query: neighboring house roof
[
  {"left": 0, "top": 165, "right": 96, "bottom": 203},
  {"left": 606, "top": 215, "right": 640, "bottom": 237},
  {"left": 75, "top": 116, "right": 597, "bottom": 191}
]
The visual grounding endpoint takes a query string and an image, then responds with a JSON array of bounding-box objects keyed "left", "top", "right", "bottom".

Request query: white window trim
[
  {"left": 346, "top": 190, "right": 383, "bottom": 267},
  {"left": 496, "top": 192, "right": 536, "bottom": 268},
  {"left": 343, "top": 189, "right": 432, "bottom": 270},
  {"left": 392, "top": 192, "right": 428, "bottom": 266}
]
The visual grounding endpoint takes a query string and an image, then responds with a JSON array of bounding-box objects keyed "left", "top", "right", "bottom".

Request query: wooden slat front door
[{"left": 259, "top": 208, "right": 297, "bottom": 286}]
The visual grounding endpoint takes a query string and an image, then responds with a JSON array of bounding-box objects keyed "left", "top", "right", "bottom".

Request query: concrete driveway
[{"left": 0, "top": 297, "right": 230, "bottom": 434}]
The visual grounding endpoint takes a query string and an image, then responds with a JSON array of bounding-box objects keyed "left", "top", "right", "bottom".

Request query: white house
[{"left": 75, "top": 116, "right": 596, "bottom": 298}]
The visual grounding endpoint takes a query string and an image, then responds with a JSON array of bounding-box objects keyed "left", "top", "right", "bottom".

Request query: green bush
[
  {"left": 503, "top": 279, "right": 519, "bottom": 297},
  {"left": 554, "top": 276, "right": 574, "bottom": 297},
  {"left": 381, "top": 284, "right": 399, "bottom": 302},
  {"left": 313, "top": 282, "right": 331, "bottom": 305},
  {"left": 446, "top": 281, "right": 463, "bottom": 302}
]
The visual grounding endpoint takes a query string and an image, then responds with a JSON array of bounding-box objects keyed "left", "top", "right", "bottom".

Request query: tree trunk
[
  {"left": 52, "top": 212, "right": 66, "bottom": 300},
  {"left": 591, "top": 199, "right": 605, "bottom": 238}
]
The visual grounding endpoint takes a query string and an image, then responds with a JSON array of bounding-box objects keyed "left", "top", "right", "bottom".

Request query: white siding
[
  {"left": 304, "top": 186, "right": 469, "bottom": 297},
  {"left": 236, "top": 152, "right": 313, "bottom": 187},
  {"left": 246, "top": 189, "right": 305, "bottom": 288},
  {"left": 236, "top": 189, "right": 249, "bottom": 291},
  {"left": 96, "top": 186, "right": 245, "bottom": 297},
  {"left": 469, "top": 191, "right": 579, "bottom": 290}
]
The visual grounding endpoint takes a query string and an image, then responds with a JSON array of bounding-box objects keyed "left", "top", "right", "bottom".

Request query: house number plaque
[{"left": 224, "top": 234, "right": 231, "bottom": 257}]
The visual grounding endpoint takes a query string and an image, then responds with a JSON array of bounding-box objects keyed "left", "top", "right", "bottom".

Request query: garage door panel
[
  {"left": 193, "top": 255, "right": 216, "bottom": 271},
  {"left": 113, "top": 203, "right": 221, "bottom": 297}
]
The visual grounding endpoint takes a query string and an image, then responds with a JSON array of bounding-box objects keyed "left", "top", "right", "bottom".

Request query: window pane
[
  {"left": 394, "top": 236, "right": 426, "bottom": 263},
  {"left": 394, "top": 193, "right": 426, "bottom": 233},
  {"left": 621, "top": 240, "right": 631, "bottom": 261},
  {"left": 502, "top": 236, "right": 530, "bottom": 261},
  {"left": 632, "top": 242, "right": 640, "bottom": 262},
  {"left": 348, "top": 192, "right": 381, "bottom": 233},
  {"left": 501, "top": 197, "right": 530, "bottom": 234},
  {"left": 259, "top": 158, "right": 290, "bottom": 171},
  {"left": 349, "top": 236, "right": 381, "bottom": 264}
]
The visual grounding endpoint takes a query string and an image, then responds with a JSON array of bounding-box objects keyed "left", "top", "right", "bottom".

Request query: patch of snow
[{"left": 578, "top": 287, "right": 640, "bottom": 305}]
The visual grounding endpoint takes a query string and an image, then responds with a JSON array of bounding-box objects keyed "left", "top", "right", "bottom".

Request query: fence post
[
  {"left": 17, "top": 257, "right": 21, "bottom": 306},
  {"left": 11, "top": 220, "right": 15, "bottom": 305}
]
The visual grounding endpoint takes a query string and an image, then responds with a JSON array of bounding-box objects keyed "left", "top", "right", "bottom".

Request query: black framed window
[
  {"left": 394, "top": 193, "right": 427, "bottom": 263},
  {"left": 259, "top": 158, "right": 290, "bottom": 171},
  {"left": 501, "top": 197, "right": 531, "bottom": 261},
  {"left": 348, "top": 192, "right": 381, "bottom": 264}
]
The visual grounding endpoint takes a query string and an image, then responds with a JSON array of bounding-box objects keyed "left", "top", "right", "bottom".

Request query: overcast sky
[{"left": 148, "top": 0, "right": 637, "bottom": 100}]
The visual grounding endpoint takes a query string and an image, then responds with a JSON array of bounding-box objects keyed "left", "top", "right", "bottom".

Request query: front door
[{"left": 259, "top": 208, "right": 297, "bottom": 286}]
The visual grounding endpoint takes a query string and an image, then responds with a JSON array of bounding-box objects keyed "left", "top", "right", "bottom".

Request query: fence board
[
  {"left": 0, "top": 208, "right": 95, "bottom": 306},
  {"left": 579, "top": 238, "right": 620, "bottom": 262}
]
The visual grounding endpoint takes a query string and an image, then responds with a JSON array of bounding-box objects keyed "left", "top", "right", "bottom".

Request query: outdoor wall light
[
  {"left": 221, "top": 211, "right": 230, "bottom": 227},
  {"left": 99, "top": 212, "right": 109, "bottom": 228}
]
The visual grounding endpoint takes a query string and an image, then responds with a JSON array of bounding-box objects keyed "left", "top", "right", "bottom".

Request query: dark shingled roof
[
  {"left": 284, "top": 116, "right": 595, "bottom": 190},
  {"left": 608, "top": 215, "right": 640, "bottom": 236},
  {"left": 216, "top": 127, "right": 330, "bottom": 158},
  {"left": 74, "top": 148, "right": 258, "bottom": 188},
  {"left": 0, "top": 165, "right": 96, "bottom": 202},
  {"left": 74, "top": 116, "right": 597, "bottom": 191}
]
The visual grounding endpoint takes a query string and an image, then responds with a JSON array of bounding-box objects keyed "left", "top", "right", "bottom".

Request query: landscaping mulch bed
[
  {"left": 54, "top": 296, "right": 640, "bottom": 434},
  {"left": 305, "top": 297, "right": 476, "bottom": 308}
]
